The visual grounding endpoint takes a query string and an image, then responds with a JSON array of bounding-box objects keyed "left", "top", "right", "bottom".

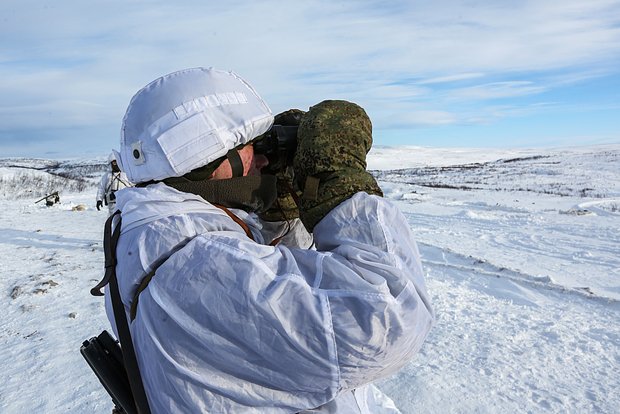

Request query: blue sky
[{"left": 1, "top": 0, "right": 619, "bottom": 158}]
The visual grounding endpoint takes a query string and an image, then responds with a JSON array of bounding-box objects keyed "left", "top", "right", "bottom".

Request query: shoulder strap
[
  {"left": 91, "top": 211, "right": 151, "bottom": 414},
  {"left": 129, "top": 237, "right": 194, "bottom": 321},
  {"left": 90, "top": 212, "right": 121, "bottom": 296},
  {"left": 112, "top": 172, "right": 131, "bottom": 189},
  {"left": 116, "top": 173, "right": 131, "bottom": 188},
  {"left": 214, "top": 204, "right": 255, "bottom": 241}
]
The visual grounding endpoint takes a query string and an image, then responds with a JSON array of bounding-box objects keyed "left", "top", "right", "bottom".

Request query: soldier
[
  {"left": 105, "top": 68, "right": 434, "bottom": 413},
  {"left": 96, "top": 153, "right": 132, "bottom": 215}
]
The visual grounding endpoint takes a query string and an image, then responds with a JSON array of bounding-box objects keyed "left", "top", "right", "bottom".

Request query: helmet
[
  {"left": 115, "top": 67, "right": 274, "bottom": 183},
  {"left": 107, "top": 152, "right": 117, "bottom": 162}
]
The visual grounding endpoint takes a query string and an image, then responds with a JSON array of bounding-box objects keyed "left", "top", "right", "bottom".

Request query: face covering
[{"left": 163, "top": 175, "right": 278, "bottom": 213}]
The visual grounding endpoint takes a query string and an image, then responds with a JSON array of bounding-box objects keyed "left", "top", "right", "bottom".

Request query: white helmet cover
[{"left": 116, "top": 68, "right": 274, "bottom": 183}]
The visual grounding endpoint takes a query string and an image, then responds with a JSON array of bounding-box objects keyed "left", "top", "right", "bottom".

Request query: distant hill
[
  {"left": 0, "top": 158, "right": 108, "bottom": 200},
  {"left": 2, "top": 144, "right": 619, "bottom": 201}
]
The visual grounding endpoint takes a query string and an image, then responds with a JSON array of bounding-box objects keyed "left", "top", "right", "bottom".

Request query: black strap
[
  {"left": 114, "top": 173, "right": 132, "bottom": 188},
  {"left": 105, "top": 174, "right": 116, "bottom": 194},
  {"left": 92, "top": 211, "right": 151, "bottom": 414},
  {"left": 105, "top": 173, "right": 130, "bottom": 195},
  {"left": 226, "top": 149, "right": 244, "bottom": 178},
  {"left": 90, "top": 212, "right": 121, "bottom": 296}
]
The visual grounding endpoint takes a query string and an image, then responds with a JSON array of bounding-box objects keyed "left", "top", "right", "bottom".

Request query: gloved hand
[
  {"left": 258, "top": 109, "right": 305, "bottom": 222},
  {"left": 257, "top": 167, "right": 300, "bottom": 221},
  {"left": 293, "top": 100, "right": 382, "bottom": 232},
  {"left": 96, "top": 200, "right": 102, "bottom": 211}
]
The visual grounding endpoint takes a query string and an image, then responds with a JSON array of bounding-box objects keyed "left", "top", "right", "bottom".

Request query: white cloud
[
  {"left": 448, "top": 81, "right": 548, "bottom": 100},
  {"left": 418, "top": 73, "right": 486, "bottom": 85},
  {"left": 398, "top": 110, "right": 458, "bottom": 127},
  {"left": 0, "top": 0, "right": 619, "bottom": 151}
]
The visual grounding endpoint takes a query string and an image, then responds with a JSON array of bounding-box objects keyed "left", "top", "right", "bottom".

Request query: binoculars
[{"left": 253, "top": 125, "right": 299, "bottom": 175}]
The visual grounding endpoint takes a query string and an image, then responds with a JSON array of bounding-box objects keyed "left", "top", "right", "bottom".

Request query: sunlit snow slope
[{"left": 1, "top": 145, "right": 618, "bottom": 413}]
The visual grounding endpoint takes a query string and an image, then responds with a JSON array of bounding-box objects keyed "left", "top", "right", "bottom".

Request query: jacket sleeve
[{"left": 291, "top": 192, "right": 434, "bottom": 390}]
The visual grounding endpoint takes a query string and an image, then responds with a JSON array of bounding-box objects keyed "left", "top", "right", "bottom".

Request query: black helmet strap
[{"left": 226, "top": 148, "right": 244, "bottom": 178}]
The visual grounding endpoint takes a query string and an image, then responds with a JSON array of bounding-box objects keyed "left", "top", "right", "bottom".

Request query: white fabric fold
[{"left": 105, "top": 185, "right": 433, "bottom": 413}]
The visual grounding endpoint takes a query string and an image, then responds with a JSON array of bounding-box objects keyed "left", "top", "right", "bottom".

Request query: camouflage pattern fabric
[
  {"left": 258, "top": 109, "right": 306, "bottom": 222},
  {"left": 293, "top": 100, "right": 383, "bottom": 232},
  {"left": 258, "top": 167, "right": 301, "bottom": 221}
]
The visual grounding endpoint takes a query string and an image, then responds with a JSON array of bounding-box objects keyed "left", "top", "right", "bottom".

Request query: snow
[{"left": 1, "top": 144, "right": 619, "bottom": 413}]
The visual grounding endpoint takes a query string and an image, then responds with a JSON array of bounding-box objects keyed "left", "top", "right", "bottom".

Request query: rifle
[{"left": 80, "top": 331, "right": 137, "bottom": 414}]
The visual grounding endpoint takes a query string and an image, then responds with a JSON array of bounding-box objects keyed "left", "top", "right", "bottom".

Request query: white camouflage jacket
[{"left": 105, "top": 183, "right": 434, "bottom": 413}]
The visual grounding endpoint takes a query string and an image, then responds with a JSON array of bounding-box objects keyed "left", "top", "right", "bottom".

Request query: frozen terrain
[{"left": 0, "top": 145, "right": 618, "bottom": 413}]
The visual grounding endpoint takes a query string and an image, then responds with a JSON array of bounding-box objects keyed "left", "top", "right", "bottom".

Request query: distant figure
[
  {"left": 46, "top": 192, "right": 60, "bottom": 206},
  {"left": 35, "top": 191, "right": 60, "bottom": 207},
  {"left": 96, "top": 153, "right": 132, "bottom": 215}
]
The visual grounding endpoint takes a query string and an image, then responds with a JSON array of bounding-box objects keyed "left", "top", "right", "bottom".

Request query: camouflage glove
[
  {"left": 258, "top": 166, "right": 301, "bottom": 221},
  {"left": 258, "top": 109, "right": 305, "bottom": 222},
  {"left": 293, "top": 100, "right": 382, "bottom": 232}
]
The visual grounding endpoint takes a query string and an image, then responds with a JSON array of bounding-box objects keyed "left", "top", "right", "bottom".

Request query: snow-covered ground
[{"left": 0, "top": 144, "right": 618, "bottom": 413}]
